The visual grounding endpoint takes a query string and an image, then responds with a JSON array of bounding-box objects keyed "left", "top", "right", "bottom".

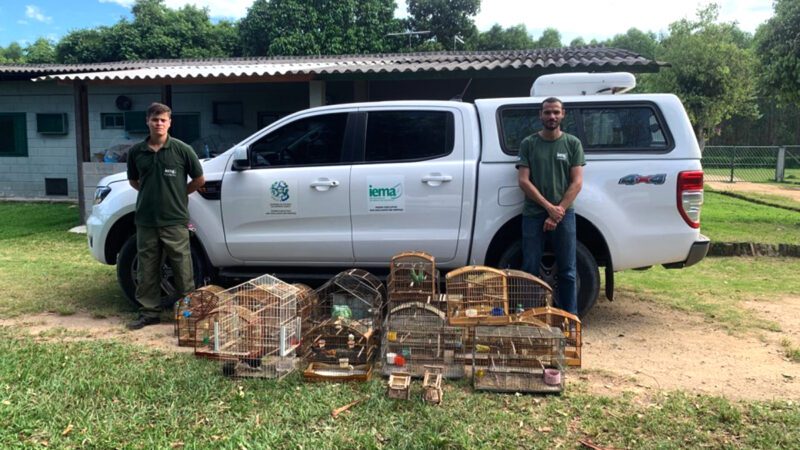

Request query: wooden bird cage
[
  {"left": 381, "top": 302, "right": 465, "bottom": 379},
  {"left": 294, "top": 283, "right": 318, "bottom": 343},
  {"left": 521, "top": 306, "right": 582, "bottom": 367},
  {"left": 313, "top": 269, "right": 385, "bottom": 332},
  {"left": 192, "top": 274, "right": 301, "bottom": 379},
  {"left": 422, "top": 365, "right": 444, "bottom": 405},
  {"left": 387, "top": 372, "right": 412, "bottom": 400},
  {"left": 446, "top": 266, "right": 511, "bottom": 325},
  {"left": 472, "top": 324, "right": 566, "bottom": 394},
  {"left": 387, "top": 251, "right": 442, "bottom": 309},
  {"left": 503, "top": 269, "right": 553, "bottom": 313},
  {"left": 174, "top": 284, "right": 225, "bottom": 347},
  {"left": 301, "top": 319, "right": 376, "bottom": 382}
]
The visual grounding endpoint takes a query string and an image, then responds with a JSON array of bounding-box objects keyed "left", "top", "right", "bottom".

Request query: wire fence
[{"left": 703, "top": 145, "right": 800, "bottom": 183}]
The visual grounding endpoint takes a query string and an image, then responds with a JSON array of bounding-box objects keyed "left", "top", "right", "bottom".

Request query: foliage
[
  {"left": 756, "top": 0, "right": 800, "bottom": 106},
  {"left": 535, "top": 28, "right": 563, "bottom": 48},
  {"left": 23, "top": 38, "right": 56, "bottom": 63},
  {"left": 603, "top": 28, "right": 659, "bottom": 60},
  {"left": 471, "top": 24, "right": 534, "bottom": 51},
  {"left": 240, "top": 0, "right": 402, "bottom": 56},
  {"left": 699, "top": 191, "right": 800, "bottom": 245},
  {"left": 406, "top": 0, "right": 480, "bottom": 51},
  {"left": 0, "top": 42, "right": 24, "bottom": 63},
  {"left": 645, "top": 4, "right": 758, "bottom": 149}
]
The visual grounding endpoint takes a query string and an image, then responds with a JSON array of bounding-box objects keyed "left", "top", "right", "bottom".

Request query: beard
[{"left": 542, "top": 119, "right": 560, "bottom": 130}]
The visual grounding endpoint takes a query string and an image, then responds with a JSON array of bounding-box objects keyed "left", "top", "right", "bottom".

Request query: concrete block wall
[
  {"left": 0, "top": 81, "right": 78, "bottom": 199},
  {"left": 82, "top": 162, "right": 126, "bottom": 219}
]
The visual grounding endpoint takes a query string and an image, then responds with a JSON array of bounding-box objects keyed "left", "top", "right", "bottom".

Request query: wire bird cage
[
  {"left": 301, "top": 319, "right": 376, "bottom": 382},
  {"left": 446, "top": 266, "right": 512, "bottom": 325},
  {"left": 387, "top": 251, "right": 443, "bottom": 309},
  {"left": 381, "top": 302, "right": 465, "bottom": 378},
  {"left": 422, "top": 365, "right": 445, "bottom": 405},
  {"left": 294, "top": 283, "right": 319, "bottom": 343},
  {"left": 191, "top": 274, "right": 301, "bottom": 379},
  {"left": 174, "top": 285, "right": 225, "bottom": 347},
  {"left": 472, "top": 324, "right": 566, "bottom": 394},
  {"left": 504, "top": 269, "right": 553, "bottom": 313},
  {"left": 313, "top": 268, "right": 385, "bottom": 332},
  {"left": 521, "top": 307, "right": 582, "bottom": 367}
]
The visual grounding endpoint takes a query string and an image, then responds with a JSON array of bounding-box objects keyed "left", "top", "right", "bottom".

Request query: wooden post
[
  {"left": 776, "top": 146, "right": 786, "bottom": 183},
  {"left": 73, "top": 81, "right": 90, "bottom": 223}
]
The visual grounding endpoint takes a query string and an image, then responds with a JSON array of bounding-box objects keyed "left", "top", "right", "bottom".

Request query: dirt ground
[
  {"left": 2, "top": 293, "right": 798, "bottom": 402},
  {"left": 707, "top": 180, "right": 800, "bottom": 203}
]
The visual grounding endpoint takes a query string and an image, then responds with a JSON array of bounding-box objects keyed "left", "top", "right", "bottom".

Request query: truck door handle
[
  {"left": 421, "top": 173, "right": 453, "bottom": 187},
  {"left": 310, "top": 179, "right": 339, "bottom": 191}
]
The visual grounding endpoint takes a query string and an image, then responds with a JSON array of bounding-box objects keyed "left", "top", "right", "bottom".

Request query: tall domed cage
[
  {"left": 294, "top": 283, "right": 319, "bottom": 343},
  {"left": 503, "top": 269, "right": 553, "bottom": 314},
  {"left": 381, "top": 302, "right": 465, "bottom": 379},
  {"left": 445, "top": 266, "right": 511, "bottom": 325},
  {"left": 301, "top": 319, "right": 376, "bottom": 382},
  {"left": 174, "top": 284, "right": 225, "bottom": 347},
  {"left": 312, "top": 269, "right": 385, "bottom": 332},
  {"left": 192, "top": 274, "right": 301, "bottom": 379},
  {"left": 387, "top": 251, "right": 443, "bottom": 310},
  {"left": 521, "top": 307, "right": 582, "bottom": 367},
  {"left": 472, "top": 323, "right": 566, "bottom": 394}
]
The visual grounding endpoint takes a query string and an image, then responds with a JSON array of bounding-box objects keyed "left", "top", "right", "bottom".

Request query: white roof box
[{"left": 531, "top": 72, "right": 636, "bottom": 96}]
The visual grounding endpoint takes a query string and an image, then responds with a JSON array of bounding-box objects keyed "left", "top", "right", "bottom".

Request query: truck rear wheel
[
  {"left": 116, "top": 235, "right": 207, "bottom": 309},
  {"left": 496, "top": 240, "right": 600, "bottom": 317}
]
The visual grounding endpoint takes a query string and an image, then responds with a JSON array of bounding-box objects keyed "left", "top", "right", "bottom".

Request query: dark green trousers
[{"left": 136, "top": 225, "right": 194, "bottom": 318}]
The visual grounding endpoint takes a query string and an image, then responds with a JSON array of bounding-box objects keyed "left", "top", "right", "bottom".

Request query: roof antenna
[{"left": 450, "top": 78, "right": 472, "bottom": 102}]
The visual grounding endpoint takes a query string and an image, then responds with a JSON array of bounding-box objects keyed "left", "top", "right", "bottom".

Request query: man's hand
[
  {"left": 543, "top": 217, "right": 558, "bottom": 231},
  {"left": 546, "top": 204, "right": 565, "bottom": 222}
]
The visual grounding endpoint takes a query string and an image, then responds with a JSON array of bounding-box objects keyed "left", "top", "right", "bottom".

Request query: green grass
[
  {"left": 705, "top": 167, "right": 800, "bottom": 184},
  {"left": 0, "top": 202, "right": 131, "bottom": 317},
  {"left": 706, "top": 186, "right": 800, "bottom": 212},
  {"left": 782, "top": 339, "right": 800, "bottom": 363},
  {"left": 700, "top": 192, "right": 800, "bottom": 245},
  {"left": 617, "top": 257, "right": 800, "bottom": 332},
  {"left": 0, "top": 331, "right": 797, "bottom": 449}
]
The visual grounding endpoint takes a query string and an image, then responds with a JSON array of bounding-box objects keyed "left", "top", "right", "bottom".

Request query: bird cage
[
  {"left": 387, "top": 251, "right": 442, "bottom": 309},
  {"left": 387, "top": 372, "right": 412, "bottom": 400},
  {"left": 294, "top": 283, "right": 319, "bottom": 343},
  {"left": 192, "top": 274, "right": 301, "bottom": 379},
  {"left": 503, "top": 269, "right": 553, "bottom": 314},
  {"left": 422, "top": 365, "right": 445, "bottom": 405},
  {"left": 313, "top": 269, "right": 384, "bottom": 331},
  {"left": 472, "top": 324, "right": 566, "bottom": 394},
  {"left": 446, "top": 266, "right": 511, "bottom": 325},
  {"left": 381, "top": 302, "right": 465, "bottom": 379},
  {"left": 521, "top": 307, "right": 582, "bottom": 367},
  {"left": 301, "top": 319, "right": 376, "bottom": 382},
  {"left": 174, "top": 285, "right": 225, "bottom": 347}
]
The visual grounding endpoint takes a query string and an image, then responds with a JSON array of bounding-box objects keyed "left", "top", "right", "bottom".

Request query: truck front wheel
[
  {"left": 496, "top": 240, "right": 600, "bottom": 317},
  {"left": 116, "top": 235, "right": 207, "bottom": 309}
]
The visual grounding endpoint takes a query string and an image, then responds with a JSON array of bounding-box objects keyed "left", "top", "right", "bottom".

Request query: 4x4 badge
[{"left": 618, "top": 174, "right": 666, "bottom": 185}]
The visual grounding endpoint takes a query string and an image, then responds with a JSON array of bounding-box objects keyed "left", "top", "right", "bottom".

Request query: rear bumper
[{"left": 663, "top": 234, "right": 710, "bottom": 269}]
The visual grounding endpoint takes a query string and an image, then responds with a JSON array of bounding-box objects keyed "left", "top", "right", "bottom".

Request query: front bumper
[{"left": 663, "top": 234, "right": 710, "bottom": 269}]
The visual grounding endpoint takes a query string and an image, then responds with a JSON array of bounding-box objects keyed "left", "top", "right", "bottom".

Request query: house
[{"left": 0, "top": 47, "right": 662, "bottom": 220}]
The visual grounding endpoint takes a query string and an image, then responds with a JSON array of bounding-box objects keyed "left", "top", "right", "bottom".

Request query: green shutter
[
  {"left": 36, "top": 113, "right": 68, "bottom": 135},
  {"left": 0, "top": 113, "right": 28, "bottom": 157}
]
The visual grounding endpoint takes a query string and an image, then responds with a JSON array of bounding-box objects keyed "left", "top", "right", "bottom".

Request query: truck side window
[
  {"left": 499, "top": 107, "right": 577, "bottom": 155},
  {"left": 364, "top": 111, "right": 454, "bottom": 162},
  {"left": 248, "top": 113, "right": 348, "bottom": 168},
  {"left": 581, "top": 107, "right": 668, "bottom": 150}
]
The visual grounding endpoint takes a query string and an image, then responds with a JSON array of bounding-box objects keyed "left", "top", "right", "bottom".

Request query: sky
[{"left": 0, "top": 0, "right": 775, "bottom": 49}]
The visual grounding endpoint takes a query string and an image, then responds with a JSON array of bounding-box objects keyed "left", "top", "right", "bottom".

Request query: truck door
[
  {"left": 350, "top": 108, "right": 465, "bottom": 263},
  {"left": 221, "top": 112, "right": 355, "bottom": 263}
]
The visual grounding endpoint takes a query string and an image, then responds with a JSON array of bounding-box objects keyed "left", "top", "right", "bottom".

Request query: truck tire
[
  {"left": 496, "top": 240, "right": 600, "bottom": 317},
  {"left": 116, "top": 234, "right": 207, "bottom": 309}
]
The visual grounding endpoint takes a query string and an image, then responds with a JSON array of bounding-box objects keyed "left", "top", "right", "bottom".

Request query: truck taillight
[{"left": 677, "top": 170, "right": 703, "bottom": 228}]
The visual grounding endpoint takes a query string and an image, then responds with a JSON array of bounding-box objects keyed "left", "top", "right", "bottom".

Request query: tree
[
  {"left": 534, "top": 28, "right": 562, "bottom": 48},
  {"left": 647, "top": 4, "right": 758, "bottom": 149},
  {"left": 603, "top": 28, "right": 659, "bottom": 60},
  {"left": 1, "top": 42, "right": 25, "bottom": 62},
  {"left": 406, "top": 0, "right": 480, "bottom": 51},
  {"left": 569, "top": 37, "right": 586, "bottom": 47},
  {"left": 24, "top": 38, "right": 56, "bottom": 63},
  {"left": 472, "top": 24, "right": 534, "bottom": 51},
  {"left": 756, "top": 0, "right": 800, "bottom": 105}
]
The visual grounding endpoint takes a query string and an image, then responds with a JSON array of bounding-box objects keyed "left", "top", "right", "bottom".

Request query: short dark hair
[
  {"left": 146, "top": 102, "right": 172, "bottom": 118},
  {"left": 542, "top": 97, "right": 563, "bottom": 108}
]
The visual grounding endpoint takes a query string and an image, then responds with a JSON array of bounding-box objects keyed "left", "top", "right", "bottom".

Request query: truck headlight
[{"left": 94, "top": 186, "right": 111, "bottom": 205}]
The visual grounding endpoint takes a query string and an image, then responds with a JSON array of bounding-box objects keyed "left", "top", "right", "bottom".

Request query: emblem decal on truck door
[
  {"left": 367, "top": 176, "right": 405, "bottom": 212},
  {"left": 618, "top": 174, "right": 666, "bottom": 185}
]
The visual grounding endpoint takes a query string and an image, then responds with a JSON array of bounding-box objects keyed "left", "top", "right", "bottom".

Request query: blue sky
[{"left": 0, "top": 0, "right": 775, "bottom": 49}]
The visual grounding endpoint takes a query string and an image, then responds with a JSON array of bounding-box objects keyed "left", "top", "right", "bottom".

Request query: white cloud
[
  {"left": 25, "top": 5, "right": 52, "bottom": 23},
  {"left": 162, "top": 0, "right": 252, "bottom": 19},
  {"left": 98, "top": 0, "right": 136, "bottom": 7}
]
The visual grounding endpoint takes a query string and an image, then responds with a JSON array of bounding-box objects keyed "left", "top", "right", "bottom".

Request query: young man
[
  {"left": 126, "top": 102, "right": 205, "bottom": 330},
  {"left": 516, "top": 97, "right": 585, "bottom": 315}
]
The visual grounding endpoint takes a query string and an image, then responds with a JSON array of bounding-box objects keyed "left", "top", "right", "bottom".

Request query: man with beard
[{"left": 516, "top": 97, "right": 585, "bottom": 315}]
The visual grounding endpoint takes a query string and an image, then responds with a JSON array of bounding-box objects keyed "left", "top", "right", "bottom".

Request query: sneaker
[{"left": 126, "top": 315, "right": 161, "bottom": 330}]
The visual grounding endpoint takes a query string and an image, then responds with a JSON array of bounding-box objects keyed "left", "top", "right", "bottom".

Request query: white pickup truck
[{"left": 87, "top": 72, "right": 709, "bottom": 316}]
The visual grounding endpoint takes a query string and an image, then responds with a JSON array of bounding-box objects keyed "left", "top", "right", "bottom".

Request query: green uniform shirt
[
  {"left": 127, "top": 136, "right": 203, "bottom": 227},
  {"left": 516, "top": 132, "right": 585, "bottom": 217}
]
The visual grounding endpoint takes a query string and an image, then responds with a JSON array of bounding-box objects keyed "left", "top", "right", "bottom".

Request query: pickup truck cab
[{"left": 87, "top": 72, "right": 708, "bottom": 316}]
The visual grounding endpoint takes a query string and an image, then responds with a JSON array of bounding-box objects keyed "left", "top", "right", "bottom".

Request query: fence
[{"left": 703, "top": 146, "right": 800, "bottom": 183}]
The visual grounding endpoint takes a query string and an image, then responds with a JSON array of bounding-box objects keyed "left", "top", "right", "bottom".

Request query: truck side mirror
[{"left": 231, "top": 146, "right": 250, "bottom": 171}]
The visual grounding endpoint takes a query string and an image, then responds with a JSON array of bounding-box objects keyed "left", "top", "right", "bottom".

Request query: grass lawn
[
  {"left": 1, "top": 201, "right": 799, "bottom": 448},
  {"left": 700, "top": 191, "right": 800, "bottom": 245},
  {"left": 704, "top": 167, "right": 800, "bottom": 184}
]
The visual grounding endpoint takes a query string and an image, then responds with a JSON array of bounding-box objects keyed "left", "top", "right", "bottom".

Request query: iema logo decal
[
  {"left": 270, "top": 180, "right": 290, "bottom": 202},
  {"left": 368, "top": 183, "right": 403, "bottom": 201}
]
